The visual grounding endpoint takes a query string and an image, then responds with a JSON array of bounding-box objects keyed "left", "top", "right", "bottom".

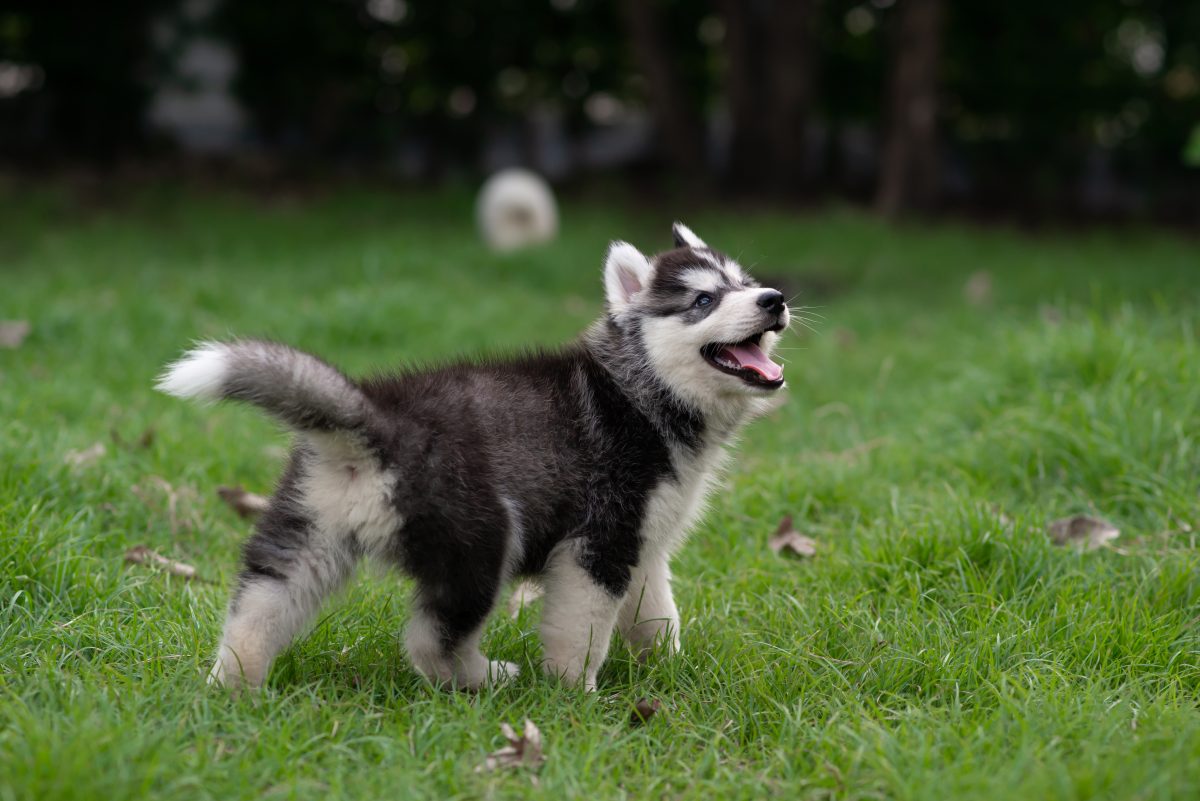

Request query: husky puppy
[{"left": 157, "top": 222, "right": 789, "bottom": 692}]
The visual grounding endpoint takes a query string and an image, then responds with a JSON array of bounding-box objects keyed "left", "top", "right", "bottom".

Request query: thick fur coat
[{"left": 158, "top": 222, "right": 789, "bottom": 691}]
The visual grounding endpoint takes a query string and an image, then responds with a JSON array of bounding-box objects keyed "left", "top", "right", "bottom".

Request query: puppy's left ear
[
  {"left": 604, "top": 241, "right": 653, "bottom": 314},
  {"left": 672, "top": 221, "right": 708, "bottom": 249}
]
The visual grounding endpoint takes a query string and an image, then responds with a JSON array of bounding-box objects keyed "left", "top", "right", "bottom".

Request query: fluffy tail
[{"left": 156, "top": 340, "right": 374, "bottom": 435}]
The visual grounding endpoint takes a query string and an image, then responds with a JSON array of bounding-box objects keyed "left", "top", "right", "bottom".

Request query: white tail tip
[{"left": 156, "top": 342, "right": 230, "bottom": 401}]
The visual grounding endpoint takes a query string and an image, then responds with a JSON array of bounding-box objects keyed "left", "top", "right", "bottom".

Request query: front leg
[
  {"left": 539, "top": 545, "right": 623, "bottom": 691},
  {"left": 617, "top": 553, "right": 680, "bottom": 661}
]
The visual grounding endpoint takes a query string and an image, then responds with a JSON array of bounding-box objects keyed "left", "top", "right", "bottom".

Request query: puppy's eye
[{"left": 694, "top": 293, "right": 714, "bottom": 308}]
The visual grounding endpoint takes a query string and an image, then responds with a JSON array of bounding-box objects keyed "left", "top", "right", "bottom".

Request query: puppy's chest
[{"left": 637, "top": 444, "right": 730, "bottom": 551}]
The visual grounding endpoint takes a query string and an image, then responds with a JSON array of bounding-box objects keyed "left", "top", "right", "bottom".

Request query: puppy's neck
[{"left": 582, "top": 316, "right": 754, "bottom": 449}]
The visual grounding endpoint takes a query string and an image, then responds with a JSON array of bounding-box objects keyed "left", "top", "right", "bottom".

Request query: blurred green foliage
[
  {"left": 0, "top": 0, "right": 1196, "bottom": 214},
  {"left": 1184, "top": 124, "right": 1200, "bottom": 166}
]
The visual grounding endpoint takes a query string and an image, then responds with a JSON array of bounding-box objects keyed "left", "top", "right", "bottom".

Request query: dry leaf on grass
[
  {"left": 630, "top": 698, "right": 663, "bottom": 726},
  {"left": 963, "top": 271, "right": 993, "bottom": 306},
  {"left": 0, "top": 320, "right": 30, "bottom": 348},
  {"left": 64, "top": 442, "right": 106, "bottom": 468},
  {"left": 769, "top": 515, "right": 817, "bottom": 558},
  {"left": 507, "top": 579, "right": 544, "bottom": 619},
  {"left": 477, "top": 719, "right": 545, "bottom": 772},
  {"left": 217, "top": 485, "right": 270, "bottom": 519},
  {"left": 1047, "top": 515, "right": 1120, "bottom": 550},
  {"left": 124, "top": 545, "right": 206, "bottom": 581}
]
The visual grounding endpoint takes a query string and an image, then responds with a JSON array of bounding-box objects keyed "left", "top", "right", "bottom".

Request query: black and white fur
[{"left": 157, "top": 222, "right": 789, "bottom": 692}]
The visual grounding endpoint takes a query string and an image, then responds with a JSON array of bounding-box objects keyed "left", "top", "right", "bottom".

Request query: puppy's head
[{"left": 603, "top": 223, "right": 789, "bottom": 409}]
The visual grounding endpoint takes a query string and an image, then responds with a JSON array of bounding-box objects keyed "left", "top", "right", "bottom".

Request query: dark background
[{"left": 1, "top": 0, "right": 1197, "bottom": 223}]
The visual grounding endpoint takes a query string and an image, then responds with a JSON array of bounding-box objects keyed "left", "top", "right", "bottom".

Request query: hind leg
[
  {"left": 210, "top": 520, "right": 355, "bottom": 690},
  {"left": 405, "top": 600, "right": 518, "bottom": 690},
  {"left": 401, "top": 517, "right": 517, "bottom": 690},
  {"left": 404, "top": 576, "right": 518, "bottom": 689}
]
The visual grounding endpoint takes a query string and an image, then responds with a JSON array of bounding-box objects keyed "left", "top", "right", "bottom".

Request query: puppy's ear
[
  {"left": 672, "top": 221, "right": 707, "bottom": 249},
  {"left": 604, "top": 241, "right": 653, "bottom": 313}
]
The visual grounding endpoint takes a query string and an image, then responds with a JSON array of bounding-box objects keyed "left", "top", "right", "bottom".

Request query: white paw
[
  {"left": 207, "top": 657, "right": 251, "bottom": 690},
  {"left": 629, "top": 631, "right": 681, "bottom": 663},
  {"left": 487, "top": 660, "right": 520, "bottom": 684},
  {"left": 542, "top": 659, "right": 598, "bottom": 691},
  {"left": 207, "top": 659, "right": 226, "bottom": 686}
]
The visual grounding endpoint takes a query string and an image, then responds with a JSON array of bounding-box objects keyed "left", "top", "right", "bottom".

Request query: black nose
[{"left": 757, "top": 290, "right": 785, "bottom": 315}]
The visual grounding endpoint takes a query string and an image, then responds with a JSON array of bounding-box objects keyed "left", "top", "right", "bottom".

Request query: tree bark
[
  {"left": 720, "top": 0, "right": 771, "bottom": 191},
  {"left": 765, "top": 0, "right": 818, "bottom": 194},
  {"left": 875, "top": 0, "right": 945, "bottom": 217},
  {"left": 619, "top": 0, "right": 706, "bottom": 174},
  {"left": 721, "top": 0, "right": 819, "bottom": 196}
]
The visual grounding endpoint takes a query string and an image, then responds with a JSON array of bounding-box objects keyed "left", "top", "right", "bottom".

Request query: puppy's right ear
[{"left": 603, "top": 241, "right": 653, "bottom": 314}]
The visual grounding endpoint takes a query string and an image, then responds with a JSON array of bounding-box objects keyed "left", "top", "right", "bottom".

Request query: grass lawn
[{"left": 2, "top": 185, "right": 1199, "bottom": 800}]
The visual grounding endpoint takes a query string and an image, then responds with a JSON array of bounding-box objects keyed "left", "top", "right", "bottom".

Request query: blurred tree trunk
[
  {"left": 876, "top": 0, "right": 944, "bottom": 217},
  {"left": 619, "top": 0, "right": 706, "bottom": 174},
  {"left": 720, "top": 0, "right": 771, "bottom": 191},
  {"left": 765, "top": 0, "right": 818, "bottom": 194},
  {"left": 721, "top": 0, "right": 819, "bottom": 196}
]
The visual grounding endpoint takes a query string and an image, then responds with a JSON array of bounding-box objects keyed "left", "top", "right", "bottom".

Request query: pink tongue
[{"left": 722, "top": 343, "right": 783, "bottom": 381}]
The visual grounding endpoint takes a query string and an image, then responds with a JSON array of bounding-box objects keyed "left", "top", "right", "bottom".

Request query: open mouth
[{"left": 701, "top": 331, "right": 785, "bottom": 389}]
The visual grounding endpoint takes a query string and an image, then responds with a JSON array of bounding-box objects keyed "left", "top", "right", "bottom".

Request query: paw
[
  {"left": 626, "top": 627, "right": 681, "bottom": 663},
  {"left": 207, "top": 659, "right": 228, "bottom": 687},
  {"left": 542, "top": 659, "right": 598, "bottom": 692},
  {"left": 452, "top": 660, "right": 519, "bottom": 691},
  {"left": 208, "top": 645, "right": 267, "bottom": 690},
  {"left": 207, "top": 657, "right": 253, "bottom": 691},
  {"left": 414, "top": 656, "right": 520, "bottom": 691},
  {"left": 486, "top": 660, "right": 520, "bottom": 685}
]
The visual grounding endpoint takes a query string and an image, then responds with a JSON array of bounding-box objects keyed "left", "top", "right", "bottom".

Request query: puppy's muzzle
[{"left": 757, "top": 289, "right": 788, "bottom": 331}]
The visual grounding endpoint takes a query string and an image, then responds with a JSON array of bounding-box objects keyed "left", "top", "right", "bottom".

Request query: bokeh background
[{"left": 2, "top": 0, "right": 1198, "bottom": 222}]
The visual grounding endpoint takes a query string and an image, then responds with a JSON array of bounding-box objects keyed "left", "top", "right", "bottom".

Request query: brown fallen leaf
[
  {"left": 0, "top": 320, "right": 30, "bottom": 348},
  {"left": 217, "top": 485, "right": 270, "bottom": 519},
  {"left": 507, "top": 579, "right": 544, "bottom": 619},
  {"left": 477, "top": 719, "right": 545, "bottom": 772},
  {"left": 964, "top": 271, "right": 993, "bottom": 306},
  {"left": 1047, "top": 515, "right": 1120, "bottom": 550},
  {"left": 630, "top": 698, "right": 663, "bottom": 726},
  {"left": 64, "top": 442, "right": 106, "bottom": 468},
  {"left": 769, "top": 515, "right": 817, "bottom": 558},
  {"left": 124, "top": 545, "right": 206, "bottom": 581}
]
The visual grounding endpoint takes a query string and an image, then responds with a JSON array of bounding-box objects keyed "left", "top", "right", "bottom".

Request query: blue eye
[{"left": 694, "top": 293, "right": 714, "bottom": 308}]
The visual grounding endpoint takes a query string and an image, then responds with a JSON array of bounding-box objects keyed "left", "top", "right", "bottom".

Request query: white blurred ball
[{"left": 476, "top": 168, "right": 558, "bottom": 251}]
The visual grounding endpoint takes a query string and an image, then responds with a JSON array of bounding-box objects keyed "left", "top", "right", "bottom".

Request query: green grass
[{"left": 2, "top": 185, "right": 1199, "bottom": 800}]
